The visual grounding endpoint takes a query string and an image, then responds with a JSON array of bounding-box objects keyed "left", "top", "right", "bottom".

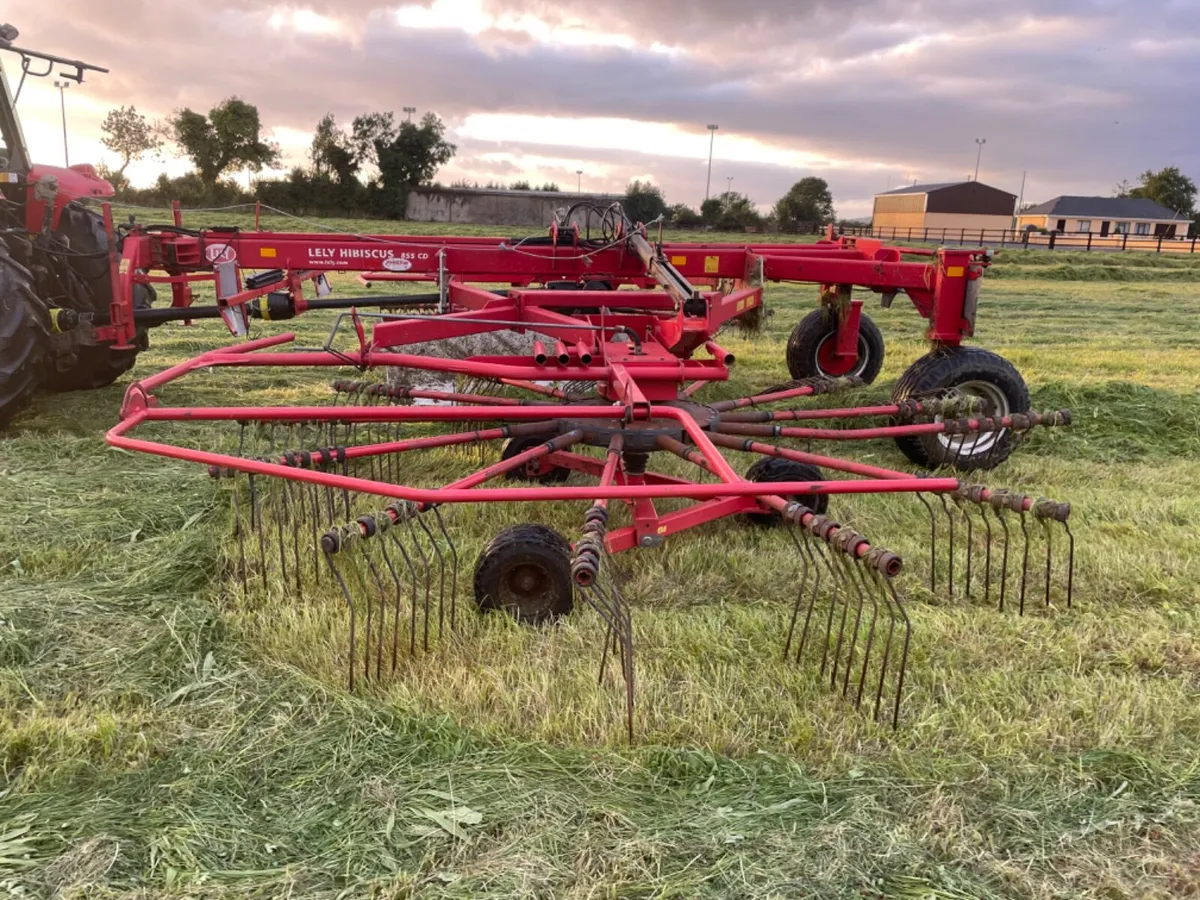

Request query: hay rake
[{"left": 107, "top": 213, "right": 1076, "bottom": 740}]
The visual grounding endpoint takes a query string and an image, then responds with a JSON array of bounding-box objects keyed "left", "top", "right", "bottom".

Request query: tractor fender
[{"left": 26, "top": 163, "right": 114, "bottom": 232}]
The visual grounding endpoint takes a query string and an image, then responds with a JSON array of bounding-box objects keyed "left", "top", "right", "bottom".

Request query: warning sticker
[{"left": 704, "top": 255, "right": 719, "bottom": 274}]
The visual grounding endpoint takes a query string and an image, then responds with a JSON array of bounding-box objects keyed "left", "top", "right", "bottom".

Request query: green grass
[{"left": 3, "top": 220, "right": 1200, "bottom": 898}]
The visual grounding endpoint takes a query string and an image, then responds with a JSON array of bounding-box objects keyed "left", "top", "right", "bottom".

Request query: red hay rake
[{"left": 107, "top": 208, "right": 1076, "bottom": 739}]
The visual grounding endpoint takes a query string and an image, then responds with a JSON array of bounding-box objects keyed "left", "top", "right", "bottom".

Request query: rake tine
[
  {"left": 1065, "top": 521, "right": 1075, "bottom": 609},
  {"left": 323, "top": 536, "right": 357, "bottom": 691},
  {"left": 814, "top": 538, "right": 841, "bottom": 679},
  {"left": 307, "top": 484, "right": 322, "bottom": 584},
  {"left": 1018, "top": 507, "right": 1031, "bottom": 616},
  {"left": 386, "top": 530, "right": 421, "bottom": 658},
  {"left": 229, "top": 473, "right": 248, "bottom": 597},
  {"left": 1033, "top": 499, "right": 1074, "bottom": 610},
  {"left": 359, "top": 540, "right": 388, "bottom": 681},
  {"left": 937, "top": 493, "right": 955, "bottom": 601},
  {"left": 979, "top": 500, "right": 993, "bottom": 605},
  {"left": 280, "top": 479, "right": 303, "bottom": 594},
  {"left": 1042, "top": 517, "right": 1054, "bottom": 608},
  {"left": 867, "top": 566, "right": 897, "bottom": 724},
  {"left": 881, "top": 570, "right": 911, "bottom": 730},
  {"left": 782, "top": 525, "right": 812, "bottom": 659},
  {"left": 989, "top": 493, "right": 1011, "bottom": 612},
  {"left": 836, "top": 552, "right": 868, "bottom": 699},
  {"left": 414, "top": 513, "right": 444, "bottom": 650},
  {"left": 373, "top": 535, "right": 405, "bottom": 674},
  {"left": 792, "top": 526, "right": 825, "bottom": 667},
  {"left": 432, "top": 507, "right": 459, "bottom": 632},
  {"left": 405, "top": 518, "right": 433, "bottom": 653},
  {"left": 849, "top": 559, "right": 881, "bottom": 711},
  {"left": 955, "top": 494, "right": 973, "bottom": 598},
  {"left": 916, "top": 493, "right": 936, "bottom": 592}
]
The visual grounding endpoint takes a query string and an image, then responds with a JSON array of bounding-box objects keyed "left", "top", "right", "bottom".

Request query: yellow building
[
  {"left": 872, "top": 181, "right": 1017, "bottom": 232},
  {"left": 1015, "top": 196, "right": 1192, "bottom": 238}
]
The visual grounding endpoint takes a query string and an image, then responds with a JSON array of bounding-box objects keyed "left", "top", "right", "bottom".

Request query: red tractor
[{"left": 0, "top": 24, "right": 157, "bottom": 425}]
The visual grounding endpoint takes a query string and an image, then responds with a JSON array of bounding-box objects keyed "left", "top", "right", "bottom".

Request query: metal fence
[{"left": 836, "top": 224, "right": 1200, "bottom": 254}]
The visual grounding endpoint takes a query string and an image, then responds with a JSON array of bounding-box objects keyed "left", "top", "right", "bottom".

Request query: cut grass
[{"left": 2, "top": 222, "right": 1199, "bottom": 898}]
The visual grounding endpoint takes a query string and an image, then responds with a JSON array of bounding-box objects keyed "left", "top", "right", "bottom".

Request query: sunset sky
[{"left": 9, "top": 1, "right": 1198, "bottom": 217}]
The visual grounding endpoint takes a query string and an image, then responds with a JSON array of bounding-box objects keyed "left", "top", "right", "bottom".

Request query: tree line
[{"left": 97, "top": 98, "right": 840, "bottom": 228}]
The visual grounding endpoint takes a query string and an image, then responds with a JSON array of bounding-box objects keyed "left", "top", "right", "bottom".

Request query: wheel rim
[
  {"left": 935, "top": 379, "right": 1011, "bottom": 457},
  {"left": 814, "top": 332, "right": 869, "bottom": 378},
  {"left": 499, "top": 562, "right": 556, "bottom": 618}
]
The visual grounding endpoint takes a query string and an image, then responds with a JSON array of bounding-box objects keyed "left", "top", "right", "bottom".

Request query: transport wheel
[
  {"left": 473, "top": 524, "right": 574, "bottom": 624},
  {"left": 501, "top": 433, "right": 570, "bottom": 483},
  {"left": 786, "top": 308, "right": 884, "bottom": 383},
  {"left": 891, "top": 346, "right": 1031, "bottom": 472},
  {"left": 0, "top": 240, "right": 47, "bottom": 427},
  {"left": 744, "top": 456, "right": 829, "bottom": 526},
  {"left": 43, "top": 204, "right": 153, "bottom": 392}
]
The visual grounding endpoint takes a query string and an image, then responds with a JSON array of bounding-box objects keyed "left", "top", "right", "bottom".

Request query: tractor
[{"left": 0, "top": 23, "right": 155, "bottom": 425}]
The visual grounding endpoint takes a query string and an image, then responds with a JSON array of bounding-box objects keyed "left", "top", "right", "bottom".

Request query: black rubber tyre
[
  {"left": 43, "top": 204, "right": 152, "bottom": 392},
  {"left": 786, "top": 308, "right": 884, "bottom": 384},
  {"left": 473, "top": 524, "right": 574, "bottom": 624},
  {"left": 501, "top": 433, "right": 570, "bottom": 483},
  {"left": 744, "top": 456, "right": 829, "bottom": 526},
  {"left": 0, "top": 240, "right": 47, "bottom": 427},
  {"left": 890, "top": 346, "right": 1031, "bottom": 472}
]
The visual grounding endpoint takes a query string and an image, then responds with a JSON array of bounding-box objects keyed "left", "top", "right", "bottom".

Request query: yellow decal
[
  {"left": 670, "top": 255, "right": 687, "bottom": 265},
  {"left": 657, "top": 525, "right": 668, "bottom": 534},
  {"left": 737, "top": 298, "right": 747, "bottom": 311},
  {"left": 946, "top": 265, "right": 965, "bottom": 277},
  {"left": 261, "top": 247, "right": 277, "bottom": 258},
  {"left": 118, "top": 259, "right": 131, "bottom": 275},
  {"left": 704, "top": 255, "right": 720, "bottom": 273}
]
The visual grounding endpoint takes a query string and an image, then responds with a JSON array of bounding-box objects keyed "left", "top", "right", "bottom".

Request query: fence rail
[{"left": 835, "top": 224, "right": 1200, "bottom": 254}]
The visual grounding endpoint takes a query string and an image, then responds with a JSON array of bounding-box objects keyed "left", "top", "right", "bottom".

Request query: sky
[{"left": 6, "top": 0, "right": 1199, "bottom": 218}]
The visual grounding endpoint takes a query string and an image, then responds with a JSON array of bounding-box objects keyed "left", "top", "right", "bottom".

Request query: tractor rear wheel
[
  {"left": 744, "top": 456, "right": 829, "bottom": 526},
  {"left": 473, "top": 524, "right": 574, "bottom": 624},
  {"left": 891, "top": 346, "right": 1030, "bottom": 471},
  {"left": 43, "top": 204, "right": 152, "bottom": 392},
  {"left": 785, "top": 308, "right": 884, "bottom": 384},
  {"left": 0, "top": 241, "right": 47, "bottom": 427}
]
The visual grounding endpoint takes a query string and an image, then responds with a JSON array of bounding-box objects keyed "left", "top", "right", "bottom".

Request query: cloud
[{"left": 9, "top": 0, "right": 1200, "bottom": 217}]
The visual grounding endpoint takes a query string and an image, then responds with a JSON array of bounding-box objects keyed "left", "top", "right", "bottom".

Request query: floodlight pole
[
  {"left": 973, "top": 138, "right": 986, "bottom": 181},
  {"left": 704, "top": 124, "right": 718, "bottom": 202}
]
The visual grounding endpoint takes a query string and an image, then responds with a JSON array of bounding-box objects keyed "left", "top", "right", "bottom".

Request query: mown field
[{"left": 2, "top": 211, "right": 1199, "bottom": 898}]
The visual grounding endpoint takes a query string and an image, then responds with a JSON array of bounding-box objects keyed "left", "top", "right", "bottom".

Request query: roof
[
  {"left": 877, "top": 181, "right": 963, "bottom": 195},
  {"left": 1021, "top": 195, "right": 1191, "bottom": 221}
]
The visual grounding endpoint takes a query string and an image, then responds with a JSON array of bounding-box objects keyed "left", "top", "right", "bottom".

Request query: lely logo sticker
[
  {"left": 382, "top": 256, "right": 414, "bottom": 272},
  {"left": 205, "top": 244, "right": 237, "bottom": 265}
]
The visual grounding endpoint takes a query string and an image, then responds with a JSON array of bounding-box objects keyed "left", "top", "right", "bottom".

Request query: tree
[
  {"left": 309, "top": 113, "right": 357, "bottom": 185},
  {"left": 171, "top": 97, "right": 280, "bottom": 188},
  {"left": 773, "top": 177, "right": 835, "bottom": 232},
  {"left": 702, "top": 191, "right": 762, "bottom": 231},
  {"left": 350, "top": 111, "right": 397, "bottom": 173},
  {"left": 537, "top": 182, "right": 560, "bottom": 192},
  {"left": 511, "top": 180, "right": 532, "bottom": 190},
  {"left": 1119, "top": 166, "right": 1196, "bottom": 217},
  {"left": 624, "top": 180, "right": 668, "bottom": 225},
  {"left": 668, "top": 203, "right": 703, "bottom": 228},
  {"left": 369, "top": 112, "right": 456, "bottom": 215},
  {"left": 99, "top": 106, "right": 162, "bottom": 176}
]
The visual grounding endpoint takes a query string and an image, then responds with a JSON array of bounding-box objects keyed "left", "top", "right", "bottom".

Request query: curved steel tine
[
  {"left": 837, "top": 553, "right": 869, "bottom": 700},
  {"left": 916, "top": 493, "right": 936, "bottom": 592},
  {"left": 374, "top": 536, "right": 405, "bottom": 673},
  {"left": 995, "top": 506, "right": 1011, "bottom": 612},
  {"left": 883, "top": 573, "right": 911, "bottom": 730},
  {"left": 433, "top": 506, "right": 459, "bottom": 633},
  {"left": 280, "top": 479, "right": 303, "bottom": 594},
  {"left": 978, "top": 500, "right": 993, "bottom": 606},
  {"left": 782, "top": 526, "right": 812, "bottom": 659},
  {"left": 868, "top": 568, "right": 898, "bottom": 725},
  {"left": 415, "top": 514, "right": 445, "bottom": 650},
  {"left": 325, "top": 548, "right": 357, "bottom": 691},
  {"left": 793, "top": 527, "right": 824, "bottom": 667},
  {"left": 1041, "top": 517, "right": 1054, "bottom": 608},
  {"left": 359, "top": 541, "right": 389, "bottom": 680},
  {"left": 954, "top": 493, "right": 973, "bottom": 599},
  {"left": 849, "top": 559, "right": 881, "bottom": 710},
  {"left": 405, "top": 518, "right": 432, "bottom": 653},
  {"left": 812, "top": 538, "right": 841, "bottom": 679},
  {"left": 1018, "top": 509, "right": 1031, "bottom": 616},
  {"left": 1064, "top": 521, "right": 1075, "bottom": 609},
  {"left": 386, "top": 530, "right": 420, "bottom": 659},
  {"left": 936, "top": 493, "right": 955, "bottom": 601}
]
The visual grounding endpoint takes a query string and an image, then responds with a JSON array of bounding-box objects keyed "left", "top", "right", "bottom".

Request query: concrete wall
[{"left": 405, "top": 188, "right": 627, "bottom": 227}]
